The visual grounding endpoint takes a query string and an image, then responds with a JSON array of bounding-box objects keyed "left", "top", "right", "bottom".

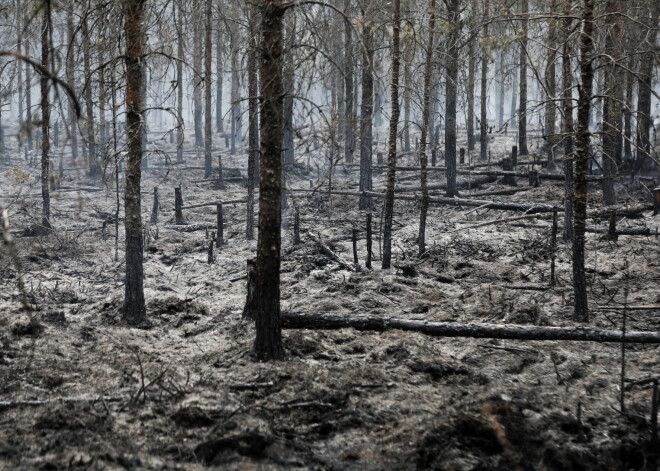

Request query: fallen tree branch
[
  {"left": 305, "top": 231, "right": 355, "bottom": 271},
  {"left": 280, "top": 312, "right": 660, "bottom": 344}
]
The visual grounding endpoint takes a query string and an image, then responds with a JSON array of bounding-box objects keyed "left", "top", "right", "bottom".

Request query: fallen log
[
  {"left": 181, "top": 198, "right": 244, "bottom": 210},
  {"left": 306, "top": 231, "right": 355, "bottom": 271},
  {"left": 280, "top": 312, "right": 660, "bottom": 344},
  {"left": 396, "top": 174, "right": 497, "bottom": 192},
  {"left": 163, "top": 223, "right": 215, "bottom": 232}
]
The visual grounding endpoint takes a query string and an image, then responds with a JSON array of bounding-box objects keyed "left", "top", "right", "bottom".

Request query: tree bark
[
  {"left": 247, "top": 1, "right": 259, "bottom": 240},
  {"left": 444, "top": 0, "right": 460, "bottom": 197},
  {"left": 418, "top": 0, "right": 436, "bottom": 256},
  {"left": 633, "top": 4, "right": 660, "bottom": 174},
  {"left": 230, "top": 22, "right": 242, "bottom": 154},
  {"left": 82, "top": 9, "right": 96, "bottom": 176},
  {"left": 176, "top": 0, "right": 184, "bottom": 163},
  {"left": 358, "top": 14, "right": 373, "bottom": 211},
  {"left": 122, "top": 0, "right": 147, "bottom": 324},
  {"left": 344, "top": 0, "right": 354, "bottom": 164},
  {"left": 382, "top": 0, "right": 401, "bottom": 270},
  {"left": 467, "top": 9, "right": 475, "bottom": 152},
  {"left": 518, "top": 0, "right": 529, "bottom": 156},
  {"left": 479, "top": 0, "right": 489, "bottom": 161},
  {"left": 600, "top": 0, "right": 623, "bottom": 206},
  {"left": 66, "top": 3, "right": 78, "bottom": 162},
  {"left": 193, "top": 1, "right": 204, "bottom": 148},
  {"left": 216, "top": 12, "right": 224, "bottom": 134},
  {"left": 545, "top": 0, "right": 557, "bottom": 163},
  {"left": 40, "top": 1, "right": 51, "bottom": 229},
  {"left": 561, "top": 0, "right": 574, "bottom": 242},
  {"left": 254, "top": 0, "right": 285, "bottom": 361},
  {"left": 572, "top": 0, "right": 595, "bottom": 323},
  {"left": 204, "top": 0, "right": 213, "bottom": 179}
]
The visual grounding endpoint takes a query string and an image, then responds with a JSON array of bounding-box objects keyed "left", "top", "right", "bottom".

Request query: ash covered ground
[{"left": 1, "top": 128, "right": 660, "bottom": 470}]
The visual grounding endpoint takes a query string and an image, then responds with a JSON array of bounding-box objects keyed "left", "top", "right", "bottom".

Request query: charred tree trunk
[
  {"left": 204, "top": 0, "right": 213, "bottom": 179},
  {"left": 518, "top": 0, "right": 529, "bottom": 156},
  {"left": 193, "top": 1, "right": 204, "bottom": 148},
  {"left": 82, "top": 11, "right": 96, "bottom": 176},
  {"left": 40, "top": 1, "right": 51, "bottom": 229},
  {"left": 382, "top": 0, "right": 401, "bottom": 270},
  {"left": 561, "top": 0, "right": 574, "bottom": 242},
  {"left": 122, "top": 0, "right": 147, "bottom": 324},
  {"left": 623, "top": 55, "right": 634, "bottom": 162},
  {"left": 479, "top": 0, "right": 489, "bottom": 162},
  {"left": 216, "top": 14, "right": 224, "bottom": 134},
  {"left": 403, "top": 46, "right": 411, "bottom": 153},
  {"left": 66, "top": 4, "right": 78, "bottom": 162},
  {"left": 467, "top": 35, "right": 475, "bottom": 152},
  {"left": 230, "top": 24, "right": 242, "bottom": 154},
  {"left": 358, "top": 15, "right": 373, "bottom": 211},
  {"left": 633, "top": 5, "right": 660, "bottom": 174},
  {"left": 344, "top": 0, "right": 354, "bottom": 164},
  {"left": 247, "top": 1, "right": 259, "bottom": 240},
  {"left": 176, "top": 0, "right": 184, "bottom": 163},
  {"left": 254, "top": 0, "right": 285, "bottom": 361},
  {"left": 418, "top": 0, "right": 436, "bottom": 256},
  {"left": 444, "top": 0, "right": 460, "bottom": 197},
  {"left": 545, "top": 1, "right": 558, "bottom": 163},
  {"left": 601, "top": 0, "right": 624, "bottom": 205},
  {"left": 572, "top": 0, "right": 595, "bottom": 323},
  {"left": 498, "top": 50, "right": 505, "bottom": 130}
]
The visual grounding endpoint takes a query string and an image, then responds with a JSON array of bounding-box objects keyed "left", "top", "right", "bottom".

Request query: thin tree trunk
[
  {"left": 479, "top": 0, "right": 489, "bottom": 161},
  {"left": 498, "top": 50, "right": 504, "bottom": 129},
  {"left": 254, "top": 0, "right": 285, "bottom": 361},
  {"left": 623, "top": 55, "right": 634, "bottom": 162},
  {"left": 562, "top": 0, "right": 574, "bottom": 242},
  {"left": 358, "top": 14, "right": 373, "bottom": 211},
  {"left": 633, "top": 5, "right": 660, "bottom": 174},
  {"left": 444, "top": 0, "right": 460, "bottom": 197},
  {"left": 193, "top": 1, "right": 204, "bottom": 148},
  {"left": 66, "top": 4, "right": 77, "bottom": 162},
  {"left": 403, "top": 46, "right": 411, "bottom": 153},
  {"left": 518, "top": 0, "right": 529, "bottom": 156},
  {"left": 510, "top": 46, "right": 517, "bottom": 130},
  {"left": 40, "top": 1, "right": 51, "bottom": 229},
  {"left": 344, "top": 0, "right": 354, "bottom": 164},
  {"left": 247, "top": 0, "right": 259, "bottom": 240},
  {"left": 382, "top": 0, "right": 401, "bottom": 270},
  {"left": 230, "top": 23, "right": 242, "bottom": 154},
  {"left": 176, "top": 0, "right": 184, "bottom": 163},
  {"left": 204, "top": 0, "right": 213, "bottom": 178},
  {"left": 601, "top": 0, "right": 624, "bottom": 205},
  {"left": 82, "top": 10, "right": 96, "bottom": 175},
  {"left": 418, "top": 0, "right": 436, "bottom": 256},
  {"left": 467, "top": 35, "right": 475, "bottom": 152},
  {"left": 572, "top": 0, "right": 595, "bottom": 323},
  {"left": 545, "top": 0, "right": 557, "bottom": 163},
  {"left": 122, "top": 0, "right": 147, "bottom": 324},
  {"left": 216, "top": 10, "right": 224, "bottom": 134}
]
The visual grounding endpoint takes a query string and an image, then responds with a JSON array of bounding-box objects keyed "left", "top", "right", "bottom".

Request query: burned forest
[{"left": 2, "top": 0, "right": 660, "bottom": 469}]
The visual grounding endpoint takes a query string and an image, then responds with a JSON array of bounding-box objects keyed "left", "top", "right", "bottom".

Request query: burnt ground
[{"left": 1, "top": 128, "right": 660, "bottom": 470}]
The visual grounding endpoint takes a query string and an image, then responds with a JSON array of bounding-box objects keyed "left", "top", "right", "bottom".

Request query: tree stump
[
  {"left": 459, "top": 147, "right": 465, "bottom": 165},
  {"left": 216, "top": 203, "right": 224, "bottom": 247},
  {"left": 501, "top": 158, "right": 517, "bottom": 186},
  {"left": 654, "top": 188, "right": 660, "bottom": 216},
  {"left": 242, "top": 257, "right": 258, "bottom": 319},
  {"left": 175, "top": 187, "right": 184, "bottom": 224},
  {"left": 511, "top": 145, "right": 518, "bottom": 167},
  {"left": 150, "top": 187, "right": 159, "bottom": 223}
]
